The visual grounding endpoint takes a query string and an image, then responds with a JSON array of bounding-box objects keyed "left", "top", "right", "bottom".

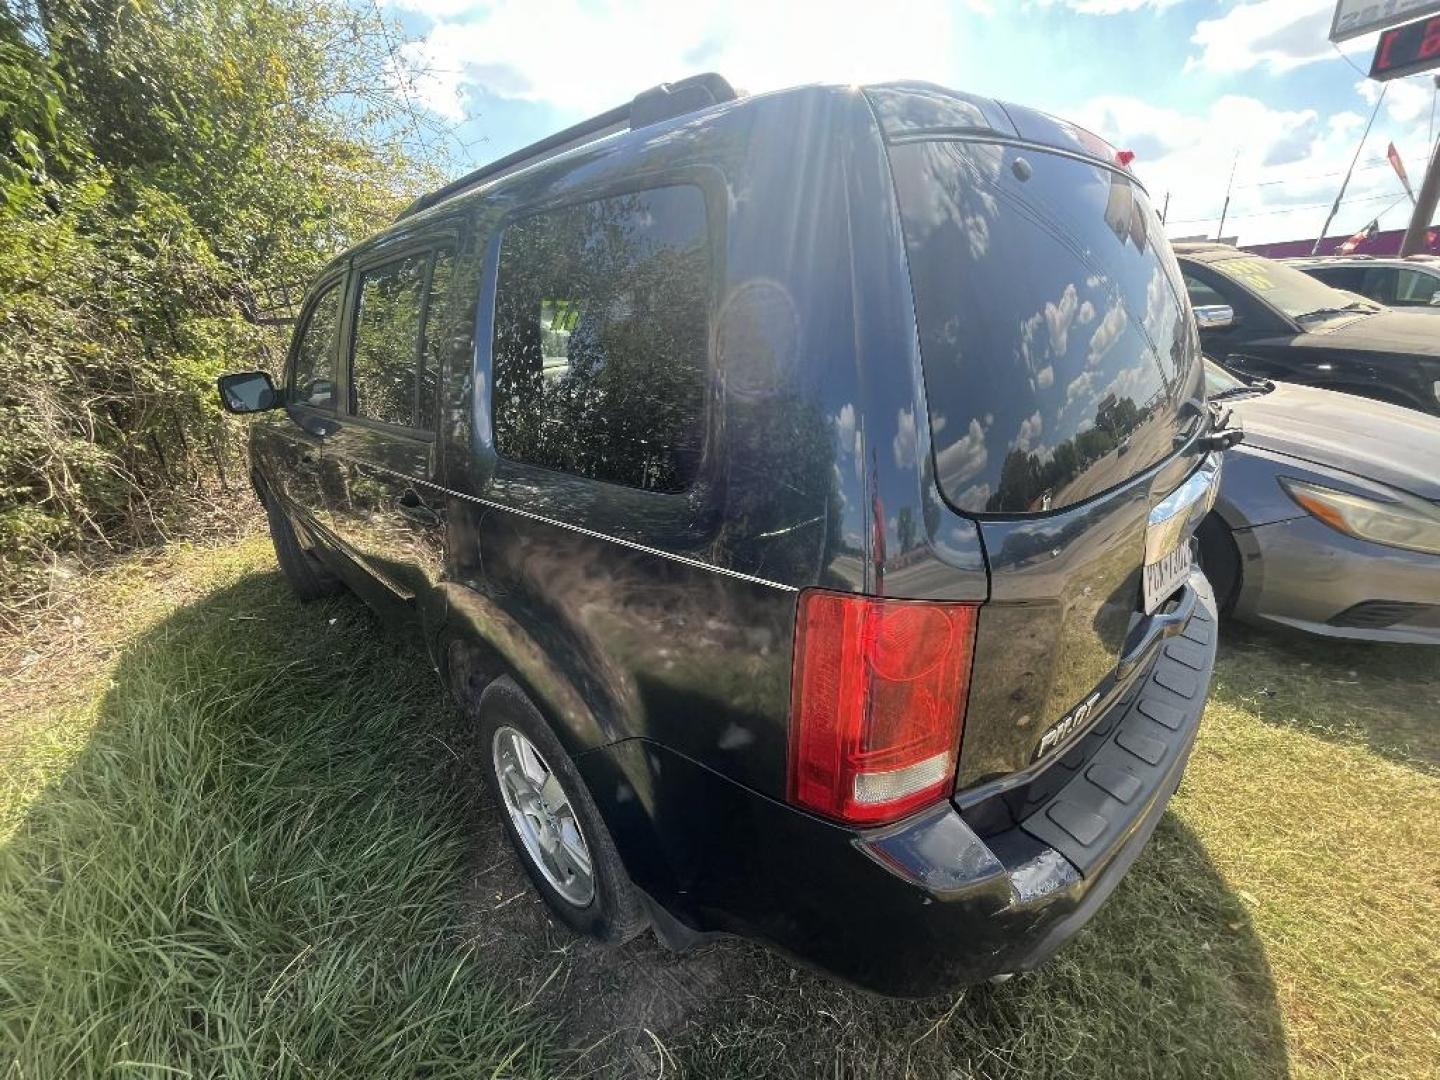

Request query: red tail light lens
[{"left": 788, "top": 590, "right": 979, "bottom": 825}]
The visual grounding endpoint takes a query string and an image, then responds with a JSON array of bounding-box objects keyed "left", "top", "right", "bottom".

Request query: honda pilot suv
[{"left": 218, "top": 75, "right": 1226, "bottom": 996}]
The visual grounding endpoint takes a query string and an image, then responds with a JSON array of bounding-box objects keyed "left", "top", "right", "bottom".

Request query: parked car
[
  {"left": 1175, "top": 243, "right": 1440, "bottom": 416},
  {"left": 1287, "top": 254, "right": 1440, "bottom": 309},
  {"left": 216, "top": 75, "right": 1228, "bottom": 997},
  {"left": 1199, "top": 360, "right": 1440, "bottom": 643}
]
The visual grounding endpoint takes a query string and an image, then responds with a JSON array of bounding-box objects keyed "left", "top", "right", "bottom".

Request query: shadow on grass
[
  {"left": 1212, "top": 619, "right": 1440, "bottom": 774},
  {"left": 534, "top": 813, "right": 1294, "bottom": 1080},
  {"left": 0, "top": 570, "right": 551, "bottom": 1078},
  {"left": 3, "top": 568, "right": 1292, "bottom": 1080}
]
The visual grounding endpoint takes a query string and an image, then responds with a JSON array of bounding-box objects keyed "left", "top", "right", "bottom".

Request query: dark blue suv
[{"left": 218, "top": 75, "right": 1226, "bottom": 996}]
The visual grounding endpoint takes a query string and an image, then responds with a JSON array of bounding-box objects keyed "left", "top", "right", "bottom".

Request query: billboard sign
[
  {"left": 1331, "top": 0, "right": 1440, "bottom": 42},
  {"left": 1370, "top": 14, "right": 1440, "bottom": 79}
]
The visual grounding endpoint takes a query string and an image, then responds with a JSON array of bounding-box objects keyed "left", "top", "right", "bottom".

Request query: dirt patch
[{"left": 456, "top": 778, "right": 773, "bottom": 1078}]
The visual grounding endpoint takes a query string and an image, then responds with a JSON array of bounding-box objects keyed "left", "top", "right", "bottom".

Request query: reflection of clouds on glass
[
  {"left": 1044, "top": 283, "right": 1079, "bottom": 356},
  {"left": 836, "top": 403, "right": 855, "bottom": 454},
  {"left": 1035, "top": 365, "right": 1054, "bottom": 390},
  {"left": 1085, "top": 274, "right": 1104, "bottom": 289},
  {"left": 1101, "top": 364, "right": 1146, "bottom": 405},
  {"left": 936, "top": 416, "right": 988, "bottom": 485},
  {"left": 958, "top": 481, "right": 991, "bottom": 508},
  {"left": 1013, "top": 410, "right": 1043, "bottom": 452},
  {"left": 1077, "top": 300, "right": 1096, "bottom": 326},
  {"left": 902, "top": 142, "right": 1004, "bottom": 251},
  {"left": 1085, "top": 300, "right": 1126, "bottom": 368},
  {"left": 893, "top": 406, "right": 918, "bottom": 469},
  {"left": 1065, "top": 370, "right": 1096, "bottom": 409},
  {"left": 1142, "top": 265, "right": 1177, "bottom": 345}
]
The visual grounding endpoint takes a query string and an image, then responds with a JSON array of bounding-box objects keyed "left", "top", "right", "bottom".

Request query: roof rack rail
[{"left": 395, "top": 73, "right": 738, "bottom": 222}]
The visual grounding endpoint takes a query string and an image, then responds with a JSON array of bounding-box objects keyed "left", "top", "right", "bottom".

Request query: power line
[{"left": 1166, "top": 189, "right": 1399, "bottom": 227}]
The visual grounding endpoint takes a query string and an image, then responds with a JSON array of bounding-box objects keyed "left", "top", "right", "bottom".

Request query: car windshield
[{"left": 1208, "top": 254, "right": 1368, "bottom": 321}]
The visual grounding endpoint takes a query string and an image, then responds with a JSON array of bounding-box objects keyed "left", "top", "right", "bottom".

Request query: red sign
[
  {"left": 1371, "top": 15, "right": 1440, "bottom": 80},
  {"left": 1388, "top": 142, "right": 1417, "bottom": 202}
]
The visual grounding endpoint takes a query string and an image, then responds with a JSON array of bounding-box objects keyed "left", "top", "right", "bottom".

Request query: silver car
[{"left": 1200, "top": 360, "right": 1440, "bottom": 644}]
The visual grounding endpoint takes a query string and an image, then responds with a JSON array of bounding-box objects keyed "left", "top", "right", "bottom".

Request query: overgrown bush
[{"left": 0, "top": 0, "right": 444, "bottom": 604}]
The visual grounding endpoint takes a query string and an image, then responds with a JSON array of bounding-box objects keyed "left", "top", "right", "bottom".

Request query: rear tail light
[{"left": 788, "top": 590, "right": 979, "bottom": 826}]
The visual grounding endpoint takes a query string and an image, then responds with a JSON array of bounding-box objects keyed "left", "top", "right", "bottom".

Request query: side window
[
  {"left": 1358, "top": 267, "right": 1398, "bottom": 304},
  {"left": 1395, "top": 267, "right": 1437, "bottom": 305},
  {"left": 291, "top": 283, "right": 341, "bottom": 408},
  {"left": 419, "top": 250, "right": 455, "bottom": 432},
  {"left": 351, "top": 255, "right": 428, "bottom": 427},
  {"left": 1183, "top": 272, "right": 1230, "bottom": 310},
  {"left": 490, "top": 185, "right": 709, "bottom": 493},
  {"left": 1313, "top": 265, "right": 1364, "bottom": 291}
]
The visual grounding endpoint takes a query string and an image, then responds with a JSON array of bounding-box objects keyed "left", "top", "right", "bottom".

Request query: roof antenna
[{"left": 1214, "top": 152, "right": 1238, "bottom": 243}]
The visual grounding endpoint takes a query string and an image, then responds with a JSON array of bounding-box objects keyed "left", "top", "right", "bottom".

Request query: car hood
[
  {"left": 1289, "top": 307, "right": 1440, "bottom": 356},
  {"left": 1227, "top": 379, "right": 1440, "bottom": 500}
]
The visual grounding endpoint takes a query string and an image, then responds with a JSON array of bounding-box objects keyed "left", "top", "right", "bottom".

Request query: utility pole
[
  {"left": 1400, "top": 132, "right": 1440, "bottom": 255},
  {"left": 1401, "top": 75, "right": 1440, "bottom": 257},
  {"left": 1161, "top": 191, "right": 1170, "bottom": 225},
  {"left": 1314, "top": 85, "right": 1387, "bottom": 255}
]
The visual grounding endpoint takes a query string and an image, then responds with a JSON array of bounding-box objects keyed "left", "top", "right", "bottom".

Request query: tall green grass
[{"left": 0, "top": 547, "right": 550, "bottom": 1077}]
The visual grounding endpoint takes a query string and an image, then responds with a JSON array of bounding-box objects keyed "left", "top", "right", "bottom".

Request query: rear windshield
[{"left": 890, "top": 140, "right": 1202, "bottom": 514}]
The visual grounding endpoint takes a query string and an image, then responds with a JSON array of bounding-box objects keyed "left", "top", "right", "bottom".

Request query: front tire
[
  {"left": 1195, "top": 512, "right": 1241, "bottom": 615},
  {"left": 478, "top": 677, "right": 647, "bottom": 944}
]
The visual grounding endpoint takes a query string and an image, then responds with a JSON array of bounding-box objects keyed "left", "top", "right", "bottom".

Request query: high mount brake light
[{"left": 788, "top": 591, "right": 979, "bottom": 826}]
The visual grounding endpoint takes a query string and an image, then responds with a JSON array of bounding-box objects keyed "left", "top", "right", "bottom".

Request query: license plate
[{"left": 1143, "top": 539, "right": 1193, "bottom": 615}]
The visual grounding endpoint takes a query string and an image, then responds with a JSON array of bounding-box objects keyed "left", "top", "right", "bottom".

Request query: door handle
[{"left": 395, "top": 489, "right": 441, "bottom": 526}]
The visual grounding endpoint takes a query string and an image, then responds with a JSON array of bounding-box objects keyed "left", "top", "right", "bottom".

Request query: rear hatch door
[{"left": 884, "top": 118, "right": 1209, "bottom": 794}]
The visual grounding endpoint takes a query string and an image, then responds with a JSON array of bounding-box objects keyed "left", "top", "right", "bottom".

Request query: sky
[{"left": 379, "top": 0, "right": 1440, "bottom": 247}]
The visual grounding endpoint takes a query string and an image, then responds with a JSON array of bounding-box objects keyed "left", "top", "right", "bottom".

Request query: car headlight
[{"left": 1280, "top": 478, "right": 1440, "bottom": 556}]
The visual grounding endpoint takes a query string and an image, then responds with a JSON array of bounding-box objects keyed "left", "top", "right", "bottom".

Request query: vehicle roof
[
  {"left": 1285, "top": 255, "right": 1440, "bottom": 267},
  {"left": 1171, "top": 242, "right": 1252, "bottom": 262},
  {"left": 312, "top": 78, "right": 1132, "bottom": 282}
]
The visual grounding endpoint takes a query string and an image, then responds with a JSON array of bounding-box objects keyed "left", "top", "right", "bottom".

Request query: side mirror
[
  {"left": 217, "top": 371, "right": 280, "bottom": 414},
  {"left": 1194, "top": 304, "right": 1235, "bottom": 331},
  {"left": 1429, "top": 291, "right": 1440, "bottom": 306}
]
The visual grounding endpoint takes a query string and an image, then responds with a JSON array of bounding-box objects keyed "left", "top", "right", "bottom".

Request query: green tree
[{"left": 0, "top": 0, "right": 445, "bottom": 606}]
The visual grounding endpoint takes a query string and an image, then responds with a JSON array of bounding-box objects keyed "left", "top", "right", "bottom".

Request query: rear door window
[
  {"left": 351, "top": 255, "right": 429, "bottom": 427},
  {"left": 1358, "top": 266, "right": 1399, "bottom": 304},
  {"left": 291, "top": 283, "right": 341, "bottom": 409},
  {"left": 1395, "top": 267, "right": 1438, "bottom": 305},
  {"left": 1311, "top": 264, "right": 1365, "bottom": 291},
  {"left": 490, "top": 185, "right": 709, "bottom": 493},
  {"left": 889, "top": 140, "right": 1200, "bottom": 514}
]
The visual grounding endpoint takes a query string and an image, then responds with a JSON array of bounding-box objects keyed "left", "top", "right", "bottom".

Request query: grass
[
  {"left": 1, "top": 535, "right": 1437, "bottom": 1078},
  {"left": 0, "top": 538, "right": 552, "bottom": 1077}
]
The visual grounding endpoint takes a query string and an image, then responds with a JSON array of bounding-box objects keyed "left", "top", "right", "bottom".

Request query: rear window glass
[
  {"left": 491, "top": 185, "right": 709, "bottom": 493},
  {"left": 890, "top": 140, "right": 1201, "bottom": 514}
]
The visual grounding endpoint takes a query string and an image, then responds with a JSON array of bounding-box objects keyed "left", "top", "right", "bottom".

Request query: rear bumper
[
  {"left": 578, "top": 573, "right": 1218, "bottom": 997},
  {"left": 1234, "top": 515, "right": 1440, "bottom": 644}
]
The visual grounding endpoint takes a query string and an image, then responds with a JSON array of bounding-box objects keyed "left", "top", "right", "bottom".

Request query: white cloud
[
  {"left": 1186, "top": 0, "right": 1369, "bottom": 75},
  {"left": 1076, "top": 87, "right": 1435, "bottom": 246},
  {"left": 1029, "top": 0, "right": 1180, "bottom": 11},
  {"left": 390, "top": 0, "right": 959, "bottom": 119}
]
